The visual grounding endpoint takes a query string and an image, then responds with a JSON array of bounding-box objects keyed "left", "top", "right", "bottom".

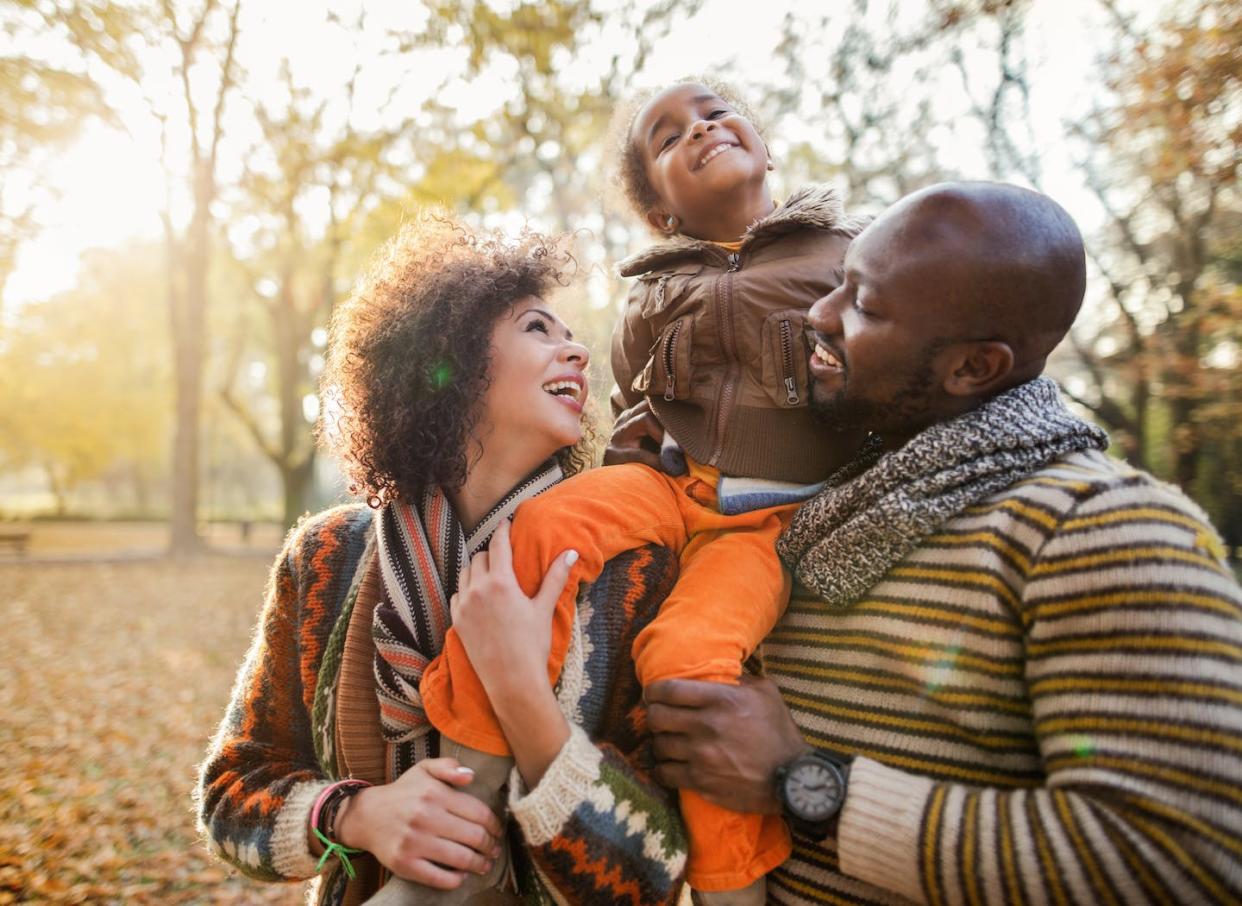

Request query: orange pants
[{"left": 420, "top": 462, "right": 794, "bottom": 890}]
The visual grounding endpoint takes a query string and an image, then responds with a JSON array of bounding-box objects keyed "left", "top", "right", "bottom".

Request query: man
[{"left": 637, "top": 182, "right": 1242, "bottom": 904}]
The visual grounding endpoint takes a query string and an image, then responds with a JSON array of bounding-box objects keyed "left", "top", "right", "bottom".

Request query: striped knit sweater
[
  {"left": 196, "top": 504, "right": 689, "bottom": 905},
  {"left": 764, "top": 449, "right": 1242, "bottom": 904}
]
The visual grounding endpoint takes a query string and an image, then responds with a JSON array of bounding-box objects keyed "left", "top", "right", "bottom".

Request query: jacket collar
[{"left": 617, "top": 183, "right": 868, "bottom": 277}]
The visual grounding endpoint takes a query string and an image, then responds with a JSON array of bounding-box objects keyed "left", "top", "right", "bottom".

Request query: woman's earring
[
  {"left": 665, "top": 214, "right": 677, "bottom": 232},
  {"left": 766, "top": 159, "right": 775, "bottom": 171}
]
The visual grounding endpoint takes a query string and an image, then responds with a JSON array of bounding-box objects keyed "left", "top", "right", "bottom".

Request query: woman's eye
[{"left": 525, "top": 318, "right": 549, "bottom": 334}]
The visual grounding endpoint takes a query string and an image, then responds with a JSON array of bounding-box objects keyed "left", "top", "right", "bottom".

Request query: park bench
[{"left": 0, "top": 530, "right": 31, "bottom": 557}]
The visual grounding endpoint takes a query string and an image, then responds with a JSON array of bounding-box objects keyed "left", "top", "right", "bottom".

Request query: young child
[{"left": 406, "top": 80, "right": 865, "bottom": 905}]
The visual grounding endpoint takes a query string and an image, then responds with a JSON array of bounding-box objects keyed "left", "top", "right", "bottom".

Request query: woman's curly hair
[
  {"left": 320, "top": 212, "right": 593, "bottom": 507},
  {"left": 606, "top": 77, "right": 766, "bottom": 229}
]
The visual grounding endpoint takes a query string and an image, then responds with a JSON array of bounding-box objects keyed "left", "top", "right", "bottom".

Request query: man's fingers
[
  {"left": 603, "top": 445, "right": 663, "bottom": 469},
  {"left": 619, "top": 398, "right": 653, "bottom": 420},
  {"left": 645, "top": 678, "right": 730, "bottom": 708},
  {"left": 653, "top": 760, "right": 693, "bottom": 792},
  {"left": 618, "top": 409, "right": 660, "bottom": 436},
  {"left": 647, "top": 700, "right": 708, "bottom": 736},
  {"left": 604, "top": 400, "right": 665, "bottom": 469},
  {"left": 616, "top": 413, "right": 663, "bottom": 447},
  {"left": 651, "top": 731, "right": 691, "bottom": 763}
]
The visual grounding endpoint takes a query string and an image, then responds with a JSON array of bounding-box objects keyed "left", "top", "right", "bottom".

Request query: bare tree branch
[{"left": 206, "top": 0, "right": 242, "bottom": 177}]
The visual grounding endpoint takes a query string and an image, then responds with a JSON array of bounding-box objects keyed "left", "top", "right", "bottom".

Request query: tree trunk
[
  {"left": 282, "top": 454, "right": 315, "bottom": 530},
  {"left": 129, "top": 461, "right": 151, "bottom": 515},
  {"left": 168, "top": 166, "right": 213, "bottom": 556},
  {"left": 44, "top": 462, "right": 67, "bottom": 518},
  {"left": 1168, "top": 305, "right": 1203, "bottom": 491},
  {"left": 1133, "top": 369, "right": 1150, "bottom": 471}
]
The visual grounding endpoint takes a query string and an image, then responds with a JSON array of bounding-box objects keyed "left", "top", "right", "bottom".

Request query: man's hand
[
  {"left": 645, "top": 674, "right": 809, "bottom": 814},
  {"left": 603, "top": 399, "right": 664, "bottom": 469}
]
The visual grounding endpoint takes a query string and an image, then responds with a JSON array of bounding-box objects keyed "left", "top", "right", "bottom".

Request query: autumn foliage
[{"left": 0, "top": 557, "right": 302, "bottom": 904}]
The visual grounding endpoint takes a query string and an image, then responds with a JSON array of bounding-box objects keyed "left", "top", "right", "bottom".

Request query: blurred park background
[{"left": 1, "top": 0, "right": 1238, "bottom": 901}]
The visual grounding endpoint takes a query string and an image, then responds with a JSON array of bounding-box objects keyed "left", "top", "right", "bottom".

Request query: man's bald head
[
  {"left": 807, "top": 182, "right": 1088, "bottom": 445},
  {"left": 874, "top": 181, "right": 1086, "bottom": 374}
]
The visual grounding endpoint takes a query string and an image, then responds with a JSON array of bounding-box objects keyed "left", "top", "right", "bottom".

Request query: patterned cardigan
[{"left": 196, "top": 504, "right": 689, "bottom": 905}]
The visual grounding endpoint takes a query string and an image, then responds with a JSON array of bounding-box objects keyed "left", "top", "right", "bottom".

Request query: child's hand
[{"left": 604, "top": 399, "right": 665, "bottom": 470}]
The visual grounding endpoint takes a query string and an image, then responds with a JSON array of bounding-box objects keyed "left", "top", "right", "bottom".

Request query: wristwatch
[{"left": 775, "top": 750, "right": 851, "bottom": 840}]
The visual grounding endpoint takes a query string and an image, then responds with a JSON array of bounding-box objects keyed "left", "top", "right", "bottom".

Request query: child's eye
[
  {"left": 659, "top": 133, "right": 678, "bottom": 151},
  {"left": 708, "top": 108, "right": 728, "bottom": 119}
]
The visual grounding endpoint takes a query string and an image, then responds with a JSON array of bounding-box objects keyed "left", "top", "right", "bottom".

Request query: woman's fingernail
[
  {"left": 455, "top": 766, "right": 475, "bottom": 775},
  {"left": 564, "top": 550, "right": 579, "bottom": 566}
]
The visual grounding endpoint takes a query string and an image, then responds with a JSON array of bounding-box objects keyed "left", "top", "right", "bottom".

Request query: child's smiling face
[{"left": 631, "top": 83, "right": 770, "bottom": 238}]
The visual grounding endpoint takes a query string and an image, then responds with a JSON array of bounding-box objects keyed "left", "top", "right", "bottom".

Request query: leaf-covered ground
[{"left": 0, "top": 556, "right": 305, "bottom": 904}]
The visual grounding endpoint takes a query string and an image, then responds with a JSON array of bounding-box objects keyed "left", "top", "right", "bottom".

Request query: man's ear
[
  {"left": 942, "top": 341, "right": 1015, "bottom": 397},
  {"left": 646, "top": 208, "right": 678, "bottom": 235}
]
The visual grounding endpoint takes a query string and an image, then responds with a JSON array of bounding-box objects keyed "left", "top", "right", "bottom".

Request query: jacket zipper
[
  {"left": 663, "top": 320, "right": 683, "bottom": 401},
  {"left": 655, "top": 273, "right": 671, "bottom": 311},
  {"left": 779, "top": 318, "right": 799, "bottom": 405},
  {"left": 709, "top": 253, "right": 744, "bottom": 464}
]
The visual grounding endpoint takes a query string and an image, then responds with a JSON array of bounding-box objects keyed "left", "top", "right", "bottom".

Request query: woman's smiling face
[{"left": 476, "top": 296, "right": 590, "bottom": 463}]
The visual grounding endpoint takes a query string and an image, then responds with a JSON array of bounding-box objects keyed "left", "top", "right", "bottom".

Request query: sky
[{"left": 5, "top": 0, "right": 1113, "bottom": 307}]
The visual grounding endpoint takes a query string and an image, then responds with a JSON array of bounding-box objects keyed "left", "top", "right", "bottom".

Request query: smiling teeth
[
  {"left": 815, "top": 343, "right": 842, "bottom": 368},
  {"left": 698, "top": 143, "right": 736, "bottom": 168},
  {"left": 543, "top": 380, "right": 581, "bottom": 400}
]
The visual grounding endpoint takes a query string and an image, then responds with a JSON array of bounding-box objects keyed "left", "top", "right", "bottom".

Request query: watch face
[{"left": 784, "top": 758, "right": 844, "bottom": 821}]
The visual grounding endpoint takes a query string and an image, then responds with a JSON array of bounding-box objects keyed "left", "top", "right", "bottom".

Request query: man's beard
[{"left": 809, "top": 353, "right": 938, "bottom": 436}]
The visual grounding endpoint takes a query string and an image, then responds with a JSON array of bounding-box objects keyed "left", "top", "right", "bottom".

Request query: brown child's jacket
[{"left": 612, "top": 184, "right": 868, "bottom": 483}]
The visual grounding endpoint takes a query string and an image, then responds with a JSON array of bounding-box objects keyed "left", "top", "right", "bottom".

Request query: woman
[{"left": 196, "top": 215, "right": 688, "bottom": 905}]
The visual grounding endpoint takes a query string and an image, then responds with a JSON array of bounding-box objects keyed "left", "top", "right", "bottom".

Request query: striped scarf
[
  {"left": 372, "top": 460, "right": 562, "bottom": 779},
  {"left": 778, "top": 377, "right": 1108, "bottom": 607}
]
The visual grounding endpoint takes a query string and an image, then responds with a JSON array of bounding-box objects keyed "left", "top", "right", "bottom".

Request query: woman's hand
[
  {"left": 451, "top": 519, "right": 576, "bottom": 696},
  {"left": 332, "top": 758, "right": 504, "bottom": 889},
  {"left": 450, "top": 519, "right": 576, "bottom": 787}
]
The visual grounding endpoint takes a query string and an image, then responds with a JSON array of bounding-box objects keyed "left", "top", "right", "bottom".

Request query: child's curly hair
[
  {"left": 606, "top": 77, "right": 766, "bottom": 227},
  {"left": 320, "top": 212, "right": 593, "bottom": 507}
]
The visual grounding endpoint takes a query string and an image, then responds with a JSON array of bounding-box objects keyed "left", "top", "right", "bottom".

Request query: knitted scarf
[
  {"left": 777, "top": 377, "right": 1109, "bottom": 607},
  {"left": 372, "top": 460, "right": 562, "bottom": 779}
]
